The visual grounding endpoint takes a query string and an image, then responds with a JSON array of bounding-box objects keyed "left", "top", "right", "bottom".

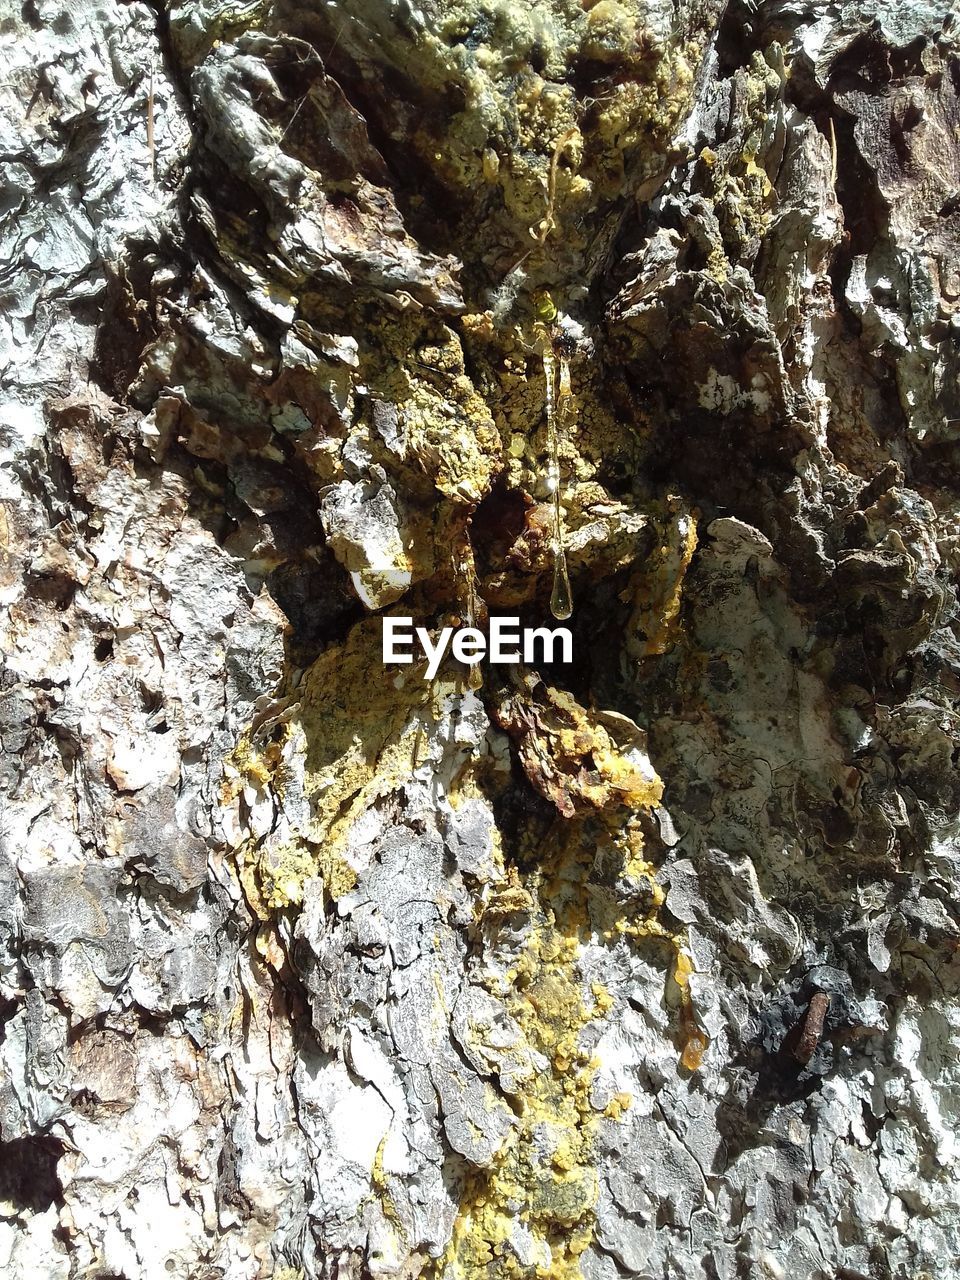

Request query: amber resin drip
[
  {"left": 455, "top": 538, "right": 484, "bottom": 690},
  {"left": 541, "top": 338, "right": 573, "bottom": 621},
  {"left": 467, "top": 574, "right": 484, "bottom": 690}
]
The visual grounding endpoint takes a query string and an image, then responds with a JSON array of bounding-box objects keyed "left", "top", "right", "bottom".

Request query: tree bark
[{"left": 2, "top": 1, "right": 960, "bottom": 1277}]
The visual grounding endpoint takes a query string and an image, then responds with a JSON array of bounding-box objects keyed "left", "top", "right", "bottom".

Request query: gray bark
[{"left": 2, "top": 1, "right": 960, "bottom": 1277}]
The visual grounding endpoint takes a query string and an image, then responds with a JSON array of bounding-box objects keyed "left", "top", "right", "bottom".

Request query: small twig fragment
[{"left": 147, "top": 60, "right": 156, "bottom": 185}]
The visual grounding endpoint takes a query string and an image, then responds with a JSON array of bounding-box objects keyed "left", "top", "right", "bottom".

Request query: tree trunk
[{"left": 2, "top": 1, "right": 960, "bottom": 1276}]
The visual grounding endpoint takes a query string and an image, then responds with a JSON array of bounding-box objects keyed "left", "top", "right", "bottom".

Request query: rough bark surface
[{"left": 2, "top": 1, "right": 960, "bottom": 1277}]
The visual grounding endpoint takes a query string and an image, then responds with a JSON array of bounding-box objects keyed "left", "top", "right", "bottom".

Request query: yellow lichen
[
  {"left": 372, "top": 1137, "right": 408, "bottom": 1244},
  {"left": 433, "top": 918, "right": 601, "bottom": 1280},
  {"left": 227, "top": 617, "right": 436, "bottom": 912},
  {"left": 297, "top": 0, "right": 704, "bottom": 294},
  {"left": 211, "top": 19, "right": 717, "bottom": 1274},
  {"left": 365, "top": 315, "right": 501, "bottom": 505},
  {"left": 692, "top": 49, "right": 783, "bottom": 264},
  {"left": 595, "top": 816, "right": 707, "bottom": 1073},
  {"left": 495, "top": 676, "right": 664, "bottom": 818},
  {"left": 625, "top": 502, "right": 698, "bottom": 658},
  {"left": 603, "top": 1092, "right": 633, "bottom": 1121},
  {"left": 435, "top": 718, "right": 673, "bottom": 1278}
]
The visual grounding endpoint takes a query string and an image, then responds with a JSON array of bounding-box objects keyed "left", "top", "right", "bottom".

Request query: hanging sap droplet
[
  {"left": 453, "top": 534, "right": 485, "bottom": 689},
  {"left": 551, "top": 551, "right": 572, "bottom": 620},
  {"left": 539, "top": 336, "right": 574, "bottom": 623}
]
